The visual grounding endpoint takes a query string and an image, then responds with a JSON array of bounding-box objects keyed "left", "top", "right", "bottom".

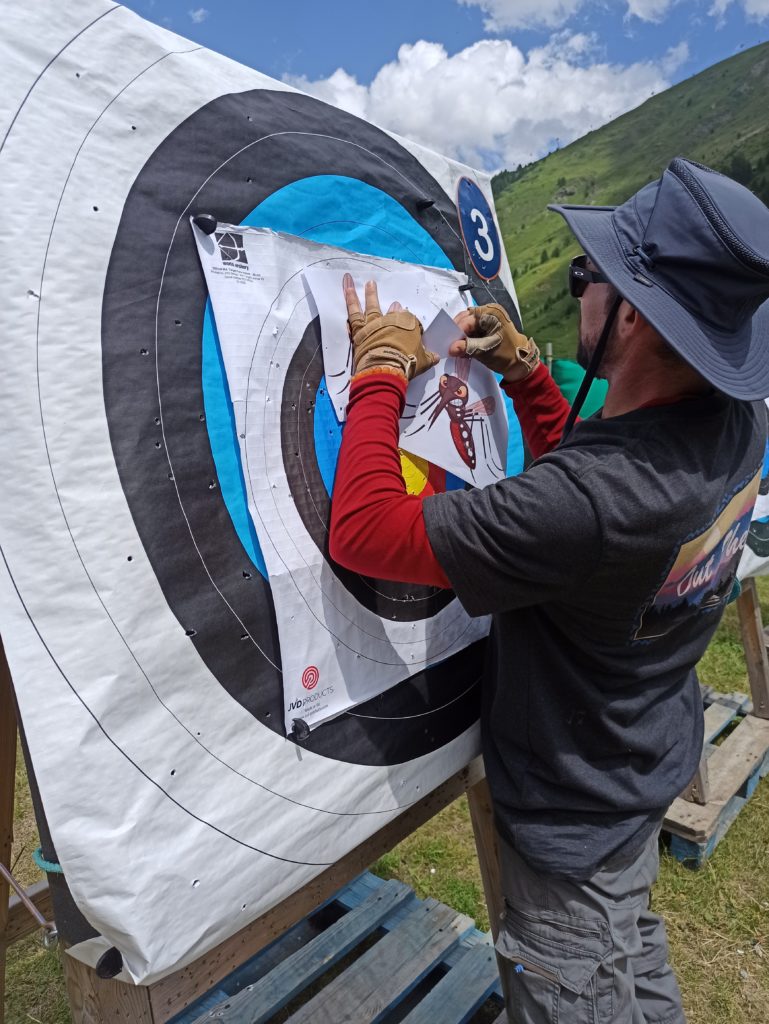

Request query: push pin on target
[
  {"left": 292, "top": 718, "right": 310, "bottom": 742},
  {"left": 192, "top": 213, "right": 218, "bottom": 235}
]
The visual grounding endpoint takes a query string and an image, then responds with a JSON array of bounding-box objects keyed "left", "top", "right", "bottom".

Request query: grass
[{"left": 5, "top": 581, "right": 769, "bottom": 1022}]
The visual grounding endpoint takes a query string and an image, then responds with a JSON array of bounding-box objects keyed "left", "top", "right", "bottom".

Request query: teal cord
[{"left": 33, "top": 846, "right": 63, "bottom": 874}]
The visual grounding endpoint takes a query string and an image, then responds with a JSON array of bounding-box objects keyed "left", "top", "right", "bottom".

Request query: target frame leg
[{"left": 0, "top": 640, "right": 17, "bottom": 1024}]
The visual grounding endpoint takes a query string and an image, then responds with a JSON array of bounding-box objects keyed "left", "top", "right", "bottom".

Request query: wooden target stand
[
  {"left": 0, "top": 639, "right": 504, "bottom": 1024},
  {"left": 4, "top": 579, "right": 769, "bottom": 1023}
]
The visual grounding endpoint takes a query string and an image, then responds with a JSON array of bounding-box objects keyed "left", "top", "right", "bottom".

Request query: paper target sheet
[
  {"left": 303, "top": 271, "right": 508, "bottom": 488},
  {"left": 193, "top": 223, "right": 491, "bottom": 733}
]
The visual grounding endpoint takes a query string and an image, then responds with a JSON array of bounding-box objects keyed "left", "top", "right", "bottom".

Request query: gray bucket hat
[{"left": 549, "top": 157, "right": 769, "bottom": 400}]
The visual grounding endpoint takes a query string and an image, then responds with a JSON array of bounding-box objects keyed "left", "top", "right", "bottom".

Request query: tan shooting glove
[
  {"left": 464, "top": 303, "right": 540, "bottom": 382},
  {"left": 345, "top": 275, "right": 438, "bottom": 380}
]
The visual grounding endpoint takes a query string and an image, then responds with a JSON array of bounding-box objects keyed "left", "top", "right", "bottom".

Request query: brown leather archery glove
[
  {"left": 465, "top": 303, "right": 540, "bottom": 382},
  {"left": 346, "top": 278, "right": 438, "bottom": 380}
]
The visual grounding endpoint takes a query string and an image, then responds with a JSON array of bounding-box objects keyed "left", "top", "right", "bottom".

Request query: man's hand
[
  {"left": 450, "top": 303, "right": 540, "bottom": 383},
  {"left": 344, "top": 275, "right": 439, "bottom": 380}
]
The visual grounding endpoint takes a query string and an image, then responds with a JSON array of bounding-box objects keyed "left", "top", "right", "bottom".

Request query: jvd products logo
[
  {"left": 214, "top": 231, "right": 248, "bottom": 265},
  {"left": 288, "top": 686, "right": 334, "bottom": 712},
  {"left": 302, "top": 665, "right": 319, "bottom": 690}
]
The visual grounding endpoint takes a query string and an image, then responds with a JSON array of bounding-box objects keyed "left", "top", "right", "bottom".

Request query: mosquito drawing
[{"left": 403, "top": 357, "right": 503, "bottom": 476}]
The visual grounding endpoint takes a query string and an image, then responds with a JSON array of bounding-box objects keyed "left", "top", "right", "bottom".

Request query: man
[{"left": 329, "top": 158, "right": 769, "bottom": 1023}]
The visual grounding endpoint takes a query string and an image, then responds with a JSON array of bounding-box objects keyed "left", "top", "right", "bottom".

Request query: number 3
[{"left": 470, "top": 208, "right": 494, "bottom": 262}]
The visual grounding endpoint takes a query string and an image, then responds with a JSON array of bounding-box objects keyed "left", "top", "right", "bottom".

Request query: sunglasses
[{"left": 569, "top": 254, "right": 608, "bottom": 298}]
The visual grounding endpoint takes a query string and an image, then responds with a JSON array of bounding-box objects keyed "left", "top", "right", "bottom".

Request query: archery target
[{"left": 0, "top": 0, "right": 521, "bottom": 982}]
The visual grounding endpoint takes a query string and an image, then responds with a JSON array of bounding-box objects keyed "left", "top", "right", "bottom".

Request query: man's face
[{"left": 576, "top": 258, "right": 615, "bottom": 372}]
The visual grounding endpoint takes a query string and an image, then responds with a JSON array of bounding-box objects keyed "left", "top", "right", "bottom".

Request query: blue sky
[{"left": 121, "top": 1, "right": 767, "bottom": 169}]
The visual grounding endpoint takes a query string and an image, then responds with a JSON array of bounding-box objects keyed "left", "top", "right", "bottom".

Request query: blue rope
[{"left": 33, "top": 846, "right": 63, "bottom": 874}]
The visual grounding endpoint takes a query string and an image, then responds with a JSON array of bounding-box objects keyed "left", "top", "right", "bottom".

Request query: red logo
[{"left": 301, "top": 665, "right": 319, "bottom": 690}]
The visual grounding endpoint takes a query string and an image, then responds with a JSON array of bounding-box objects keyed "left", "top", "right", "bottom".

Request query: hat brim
[{"left": 549, "top": 203, "right": 769, "bottom": 401}]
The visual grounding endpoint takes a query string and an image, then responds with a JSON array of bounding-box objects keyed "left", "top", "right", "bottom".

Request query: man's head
[
  {"left": 573, "top": 255, "right": 693, "bottom": 380},
  {"left": 549, "top": 158, "right": 769, "bottom": 400}
]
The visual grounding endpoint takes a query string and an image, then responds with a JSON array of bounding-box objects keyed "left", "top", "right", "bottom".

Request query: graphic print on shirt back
[{"left": 634, "top": 469, "right": 761, "bottom": 641}]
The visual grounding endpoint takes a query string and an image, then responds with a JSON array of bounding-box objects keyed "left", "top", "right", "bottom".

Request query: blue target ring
[
  {"left": 457, "top": 176, "right": 501, "bottom": 282},
  {"left": 202, "top": 174, "right": 522, "bottom": 576}
]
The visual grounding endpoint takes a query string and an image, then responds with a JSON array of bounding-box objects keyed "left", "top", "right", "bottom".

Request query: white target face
[{"left": 0, "top": 0, "right": 520, "bottom": 982}]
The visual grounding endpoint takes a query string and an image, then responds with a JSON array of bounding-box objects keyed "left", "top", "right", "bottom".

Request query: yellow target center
[{"left": 399, "top": 449, "right": 429, "bottom": 495}]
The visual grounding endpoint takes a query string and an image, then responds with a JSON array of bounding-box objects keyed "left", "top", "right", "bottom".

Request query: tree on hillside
[{"left": 727, "top": 152, "right": 753, "bottom": 187}]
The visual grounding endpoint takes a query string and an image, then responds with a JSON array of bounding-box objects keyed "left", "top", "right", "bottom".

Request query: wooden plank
[
  {"left": 284, "top": 900, "right": 473, "bottom": 1024},
  {"left": 736, "top": 578, "right": 769, "bottom": 719},
  {"left": 702, "top": 702, "right": 737, "bottom": 744},
  {"left": 664, "top": 715, "right": 769, "bottom": 842},
  {"left": 0, "top": 639, "right": 18, "bottom": 1024},
  {"left": 63, "top": 951, "right": 155, "bottom": 1024},
  {"left": 679, "top": 701, "right": 736, "bottom": 803},
  {"left": 680, "top": 756, "right": 710, "bottom": 805},
  {"left": 6, "top": 879, "right": 52, "bottom": 945},
  {"left": 467, "top": 778, "right": 503, "bottom": 942},
  {"left": 191, "top": 879, "right": 413, "bottom": 1024},
  {"left": 148, "top": 759, "right": 484, "bottom": 1022},
  {"left": 331, "top": 873, "right": 503, "bottom": 990},
  {"left": 399, "top": 941, "right": 499, "bottom": 1024}
]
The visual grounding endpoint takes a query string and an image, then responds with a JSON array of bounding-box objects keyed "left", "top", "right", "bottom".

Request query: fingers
[
  {"left": 448, "top": 338, "right": 468, "bottom": 357},
  {"left": 364, "top": 280, "right": 382, "bottom": 319},
  {"left": 427, "top": 349, "right": 440, "bottom": 368},
  {"left": 343, "top": 273, "right": 363, "bottom": 325},
  {"left": 387, "top": 301, "right": 403, "bottom": 313},
  {"left": 454, "top": 309, "right": 475, "bottom": 336}
]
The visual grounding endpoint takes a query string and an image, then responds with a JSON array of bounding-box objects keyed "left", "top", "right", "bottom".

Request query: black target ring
[{"left": 103, "top": 88, "right": 514, "bottom": 764}]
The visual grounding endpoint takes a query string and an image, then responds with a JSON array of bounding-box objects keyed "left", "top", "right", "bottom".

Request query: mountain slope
[{"left": 492, "top": 42, "right": 769, "bottom": 359}]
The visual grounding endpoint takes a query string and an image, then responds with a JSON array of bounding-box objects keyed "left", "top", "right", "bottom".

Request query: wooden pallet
[
  {"left": 171, "top": 873, "right": 504, "bottom": 1024},
  {"left": 664, "top": 687, "right": 769, "bottom": 867}
]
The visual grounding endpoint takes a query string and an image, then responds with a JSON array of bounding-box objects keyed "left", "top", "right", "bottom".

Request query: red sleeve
[
  {"left": 329, "top": 372, "right": 451, "bottom": 588},
  {"left": 502, "top": 362, "right": 576, "bottom": 459}
]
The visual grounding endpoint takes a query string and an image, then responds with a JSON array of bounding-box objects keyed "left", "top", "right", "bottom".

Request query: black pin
[
  {"left": 193, "top": 214, "right": 218, "bottom": 235},
  {"left": 458, "top": 282, "right": 474, "bottom": 293},
  {"left": 292, "top": 718, "right": 311, "bottom": 742},
  {"left": 416, "top": 198, "right": 435, "bottom": 211},
  {"left": 96, "top": 946, "right": 124, "bottom": 979}
]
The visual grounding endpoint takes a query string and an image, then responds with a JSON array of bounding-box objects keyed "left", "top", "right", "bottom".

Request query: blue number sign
[{"left": 456, "top": 176, "right": 501, "bottom": 281}]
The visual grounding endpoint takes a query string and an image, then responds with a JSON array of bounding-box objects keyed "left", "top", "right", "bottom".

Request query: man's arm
[
  {"left": 330, "top": 370, "right": 601, "bottom": 609},
  {"left": 329, "top": 370, "right": 451, "bottom": 588},
  {"left": 449, "top": 303, "right": 575, "bottom": 459},
  {"left": 330, "top": 280, "right": 597, "bottom": 601},
  {"left": 503, "top": 362, "right": 576, "bottom": 459}
]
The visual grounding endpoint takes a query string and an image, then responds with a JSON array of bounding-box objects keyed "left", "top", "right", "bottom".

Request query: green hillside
[{"left": 492, "top": 41, "right": 769, "bottom": 360}]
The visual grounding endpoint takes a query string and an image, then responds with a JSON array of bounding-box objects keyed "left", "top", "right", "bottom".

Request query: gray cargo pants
[{"left": 495, "top": 829, "right": 686, "bottom": 1023}]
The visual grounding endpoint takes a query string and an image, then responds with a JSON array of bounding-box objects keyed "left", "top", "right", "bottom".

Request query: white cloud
[
  {"left": 459, "top": 0, "right": 585, "bottom": 30},
  {"left": 661, "top": 40, "right": 689, "bottom": 73},
  {"left": 188, "top": 7, "right": 209, "bottom": 23},
  {"left": 461, "top": 0, "right": 769, "bottom": 29},
  {"left": 285, "top": 36, "right": 689, "bottom": 171},
  {"left": 624, "top": 0, "right": 676, "bottom": 20},
  {"left": 709, "top": 0, "right": 769, "bottom": 17}
]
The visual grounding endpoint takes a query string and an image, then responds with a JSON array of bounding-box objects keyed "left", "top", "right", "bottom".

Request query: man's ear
[{"left": 617, "top": 301, "right": 647, "bottom": 337}]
